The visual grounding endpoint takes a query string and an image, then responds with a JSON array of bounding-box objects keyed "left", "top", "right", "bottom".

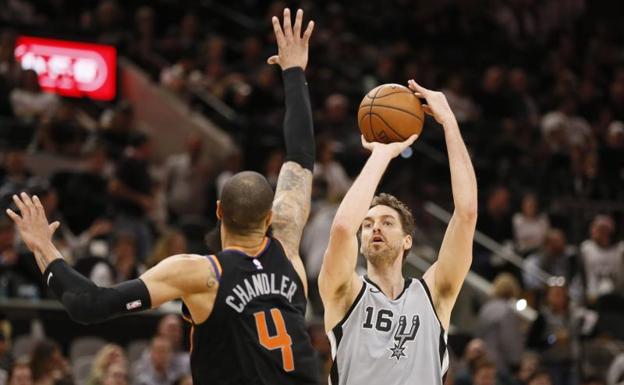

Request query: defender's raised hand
[
  {"left": 268, "top": 8, "right": 314, "bottom": 70},
  {"left": 6, "top": 193, "right": 59, "bottom": 254}
]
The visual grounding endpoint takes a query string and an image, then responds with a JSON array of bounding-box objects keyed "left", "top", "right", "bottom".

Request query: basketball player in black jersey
[{"left": 6, "top": 8, "right": 319, "bottom": 385}]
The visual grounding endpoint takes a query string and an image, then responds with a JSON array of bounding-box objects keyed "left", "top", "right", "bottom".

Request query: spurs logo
[{"left": 389, "top": 315, "right": 419, "bottom": 360}]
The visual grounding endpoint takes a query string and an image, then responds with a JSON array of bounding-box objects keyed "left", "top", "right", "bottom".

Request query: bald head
[{"left": 220, "top": 171, "right": 274, "bottom": 235}]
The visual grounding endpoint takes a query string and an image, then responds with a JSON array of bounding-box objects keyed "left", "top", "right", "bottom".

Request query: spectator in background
[
  {"left": 100, "top": 363, "right": 127, "bottom": 385},
  {"left": 9, "top": 70, "right": 59, "bottom": 122},
  {"left": 526, "top": 370, "right": 554, "bottom": 385},
  {"left": 476, "top": 273, "right": 525, "bottom": 377},
  {"left": 110, "top": 233, "right": 143, "bottom": 283},
  {"left": 513, "top": 353, "right": 541, "bottom": 385},
  {"left": 215, "top": 149, "right": 242, "bottom": 198},
  {"left": 51, "top": 146, "right": 111, "bottom": 237},
  {"left": 0, "top": 148, "right": 32, "bottom": 207},
  {"left": 145, "top": 230, "right": 187, "bottom": 269},
  {"left": 8, "top": 360, "right": 33, "bottom": 385},
  {"left": 133, "top": 337, "right": 176, "bottom": 385},
  {"left": 314, "top": 137, "right": 350, "bottom": 201},
  {"left": 527, "top": 282, "right": 584, "bottom": 385},
  {"left": 0, "top": 331, "right": 13, "bottom": 372},
  {"left": 30, "top": 339, "right": 73, "bottom": 385},
  {"left": 600, "top": 121, "right": 624, "bottom": 200},
  {"left": 162, "top": 134, "right": 211, "bottom": 224},
  {"left": 98, "top": 101, "right": 136, "bottom": 160},
  {"left": 109, "top": 132, "right": 154, "bottom": 261},
  {"left": 580, "top": 215, "right": 624, "bottom": 303},
  {"left": 127, "top": 6, "right": 167, "bottom": 78},
  {"left": 95, "top": 0, "right": 127, "bottom": 48},
  {"left": 154, "top": 315, "right": 189, "bottom": 378},
  {"left": 87, "top": 345, "right": 127, "bottom": 385},
  {"left": 471, "top": 359, "right": 499, "bottom": 385},
  {"left": 523, "top": 229, "right": 577, "bottom": 292},
  {"left": 0, "top": 216, "right": 41, "bottom": 299},
  {"left": 475, "top": 186, "right": 513, "bottom": 278},
  {"left": 442, "top": 74, "right": 479, "bottom": 124},
  {"left": 454, "top": 338, "right": 488, "bottom": 385},
  {"left": 508, "top": 68, "right": 540, "bottom": 129},
  {"left": 477, "top": 66, "right": 508, "bottom": 121},
  {"left": 513, "top": 192, "right": 550, "bottom": 256}
]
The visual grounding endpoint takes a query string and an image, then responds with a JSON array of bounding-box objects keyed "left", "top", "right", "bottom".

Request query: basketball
[{"left": 358, "top": 84, "right": 424, "bottom": 143}]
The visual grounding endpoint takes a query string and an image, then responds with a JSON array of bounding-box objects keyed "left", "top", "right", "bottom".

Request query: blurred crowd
[{"left": 1, "top": 0, "right": 624, "bottom": 384}]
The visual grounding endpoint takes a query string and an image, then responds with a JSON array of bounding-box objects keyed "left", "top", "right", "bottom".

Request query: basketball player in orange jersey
[
  {"left": 7, "top": 9, "right": 320, "bottom": 385},
  {"left": 319, "top": 81, "right": 478, "bottom": 385}
]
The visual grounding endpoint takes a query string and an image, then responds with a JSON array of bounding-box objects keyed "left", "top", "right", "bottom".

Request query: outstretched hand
[
  {"left": 6, "top": 193, "right": 59, "bottom": 254},
  {"left": 408, "top": 79, "right": 456, "bottom": 126},
  {"left": 361, "top": 134, "right": 419, "bottom": 159},
  {"left": 267, "top": 8, "right": 314, "bottom": 71}
]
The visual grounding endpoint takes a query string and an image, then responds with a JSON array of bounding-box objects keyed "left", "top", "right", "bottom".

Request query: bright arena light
[{"left": 515, "top": 299, "right": 527, "bottom": 311}]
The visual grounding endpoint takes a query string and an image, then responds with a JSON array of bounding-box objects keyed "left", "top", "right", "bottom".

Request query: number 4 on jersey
[{"left": 253, "top": 308, "right": 294, "bottom": 372}]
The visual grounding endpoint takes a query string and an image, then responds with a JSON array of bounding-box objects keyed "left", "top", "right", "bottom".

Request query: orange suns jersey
[{"left": 182, "top": 237, "right": 320, "bottom": 385}]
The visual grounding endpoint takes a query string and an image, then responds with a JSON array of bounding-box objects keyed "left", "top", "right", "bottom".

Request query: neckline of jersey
[
  {"left": 363, "top": 275, "right": 412, "bottom": 302},
  {"left": 222, "top": 237, "right": 271, "bottom": 258}
]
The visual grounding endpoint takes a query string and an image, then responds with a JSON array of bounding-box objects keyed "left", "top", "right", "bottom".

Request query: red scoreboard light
[{"left": 14, "top": 36, "right": 117, "bottom": 101}]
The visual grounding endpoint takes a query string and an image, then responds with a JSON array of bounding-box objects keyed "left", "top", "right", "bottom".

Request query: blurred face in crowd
[
  {"left": 177, "top": 375, "right": 192, "bottom": 385},
  {"left": 521, "top": 193, "right": 538, "bottom": 218},
  {"left": 5, "top": 150, "right": 26, "bottom": 175},
  {"left": 102, "top": 363, "right": 127, "bottom": 385},
  {"left": 464, "top": 339, "right": 486, "bottom": 362},
  {"left": 482, "top": 66, "right": 504, "bottom": 93},
  {"left": 158, "top": 315, "right": 183, "bottom": 350},
  {"left": 528, "top": 373, "right": 553, "bottom": 385},
  {"left": 517, "top": 354, "right": 540, "bottom": 382},
  {"left": 546, "top": 285, "right": 568, "bottom": 312},
  {"left": 0, "top": 220, "right": 15, "bottom": 252},
  {"left": 9, "top": 364, "right": 33, "bottom": 385},
  {"left": 150, "top": 337, "right": 172, "bottom": 373},
  {"left": 544, "top": 230, "right": 566, "bottom": 257},
  {"left": 590, "top": 216, "right": 614, "bottom": 247},
  {"left": 473, "top": 365, "right": 496, "bottom": 385},
  {"left": 487, "top": 187, "right": 510, "bottom": 216}
]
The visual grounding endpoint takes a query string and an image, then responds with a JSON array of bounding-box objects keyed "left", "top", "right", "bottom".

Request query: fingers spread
[
  {"left": 293, "top": 9, "right": 303, "bottom": 38},
  {"left": 272, "top": 16, "right": 286, "bottom": 47},
  {"left": 6, "top": 208, "right": 21, "bottom": 224},
  {"left": 283, "top": 8, "right": 293, "bottom": 39},
  {"left": 21, "top": 192, "right": 35, "bottom": 218},
  {"left": 302, "top": 21, "right": 314, "bottom": 44},
  {"left": 12, "top": 194, "right": 27, "bottom": 217}
]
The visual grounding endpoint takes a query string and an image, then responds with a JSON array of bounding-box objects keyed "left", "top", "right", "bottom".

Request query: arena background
[{"left": 1, "top": 1, "right": 624, "bottom": 385}]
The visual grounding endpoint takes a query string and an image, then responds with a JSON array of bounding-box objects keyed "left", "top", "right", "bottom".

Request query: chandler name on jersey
[{"left": 184, "top": 237, "right": 319, "bottom": 385}]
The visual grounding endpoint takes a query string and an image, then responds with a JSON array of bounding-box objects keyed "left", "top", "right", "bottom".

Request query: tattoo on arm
[{"left": 272, "top": 162, "right": 312, "bottom": 257}]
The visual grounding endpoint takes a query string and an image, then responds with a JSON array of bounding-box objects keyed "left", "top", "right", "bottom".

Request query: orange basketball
[{"left": 358, "top": 83, "right": 424, "bottom": 144}]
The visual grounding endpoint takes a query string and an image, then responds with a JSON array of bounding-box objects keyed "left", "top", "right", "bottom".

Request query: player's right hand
[
  {"left": 6, "top": 193, "right": 60, "bottom": 253},
  {"left": 267, "top": 8, "right": 314, "bottom": 71},
  {"left": 361, "top": 134, "right": 418, "bottom": 159},
  {"left": 408, "top": 79, "right": 457, "bottom": 127}
]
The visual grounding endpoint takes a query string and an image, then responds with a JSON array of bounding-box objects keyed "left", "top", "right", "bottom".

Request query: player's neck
[
  {"left": 366, "top": 264, "right": 405, "bottom": 300},
  {"left": 221, "top": 228, "right": 268, "bottom": 255}
]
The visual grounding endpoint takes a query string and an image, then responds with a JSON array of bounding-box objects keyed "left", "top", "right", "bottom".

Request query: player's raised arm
[
  {"left": 267, "top": 9, "right": 315, "bottom": 280},
  {"left": 409, "top": 80, "right": 478, "bottom": 330},
  {"left": 6, "top": 193, "right": 218, "bottom": 325},
  {"left": 319, "top": 135, "right": 417, "bottom": 327}
]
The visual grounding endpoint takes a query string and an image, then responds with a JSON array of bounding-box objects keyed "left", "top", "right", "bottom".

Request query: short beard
[{"left": 361, "top": 241, "right": 403, "bottom": 267}]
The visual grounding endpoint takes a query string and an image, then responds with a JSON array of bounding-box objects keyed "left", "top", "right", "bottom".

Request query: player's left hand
[
  {"left": 267, "top": 8, "right": 314, "bottom": 71},
  {"left": 408, "top": 80, "right": 457, "bottom": 127},
  {"left": 6, "top": 192, "right": 60, "bottom": 254},
  {"left": 361, "top": 134, "right": 419, "bottom": 159}
]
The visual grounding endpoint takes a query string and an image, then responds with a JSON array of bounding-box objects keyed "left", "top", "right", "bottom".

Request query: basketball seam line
[
  {"left": 369, "top": 86, "right": 383, "bottom": 142},
  {"left": 365, "top": 89, "right": 413, "bottom": 100},
  {"left": 369, "top": 112, "right": 408, "bottom": 141},
  {"left": 358, "top": 104, "right": 423, "bottom": 121}
]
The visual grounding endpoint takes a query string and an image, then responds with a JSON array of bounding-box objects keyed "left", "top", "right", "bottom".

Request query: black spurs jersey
[{"left": 182, "top": 237, "right": 320, "bottom": 385}]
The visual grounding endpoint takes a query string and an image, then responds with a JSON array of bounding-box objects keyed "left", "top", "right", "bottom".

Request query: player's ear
[
  {"left": 403, "top": 234, "right": 412, "bottom": 251},
  {"left": 216, "top": 200, "right": 223, "bottom": 220}
]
